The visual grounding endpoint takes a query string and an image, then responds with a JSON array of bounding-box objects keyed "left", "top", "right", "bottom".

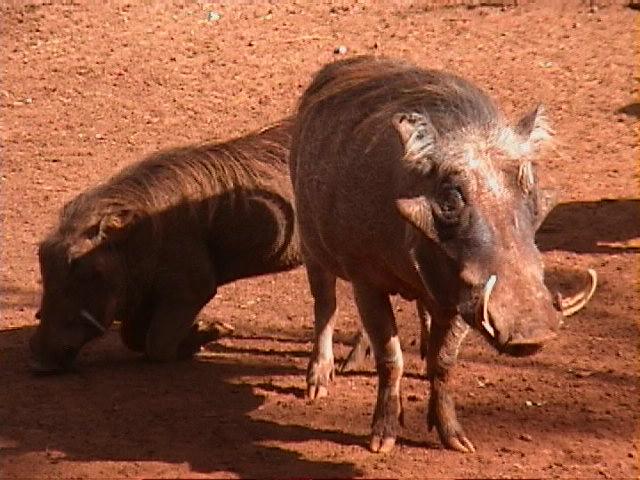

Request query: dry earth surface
[{"left": 1, "top": 0, "right": 638, "bottom": 478}]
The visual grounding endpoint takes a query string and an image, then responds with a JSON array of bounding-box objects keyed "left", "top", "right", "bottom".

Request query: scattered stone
[
  {"left": 519, "top": 433, "right": 533, "bottom": 442},
  {"left": 207, "top": 11, "right": 221, "bottom": 22},
  {"left": 95, "top": 133, "right": 105, "bottom": 140},
  {"left": 525, "top": 400, "right": 534, "bottom": 407},
  {"left": 334, "top": 45, "right": 348, "bottom": 55}
]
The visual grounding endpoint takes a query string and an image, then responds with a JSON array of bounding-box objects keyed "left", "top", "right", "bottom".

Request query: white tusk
[
  {"left": 481, "top": 275, "right": 497, "bottom": 338},
  {"left": 80, "top": 309, "right": 106, "bottom": 334},
  {"left": 561, "top": 268, "right": 598, "bottom": 317}
]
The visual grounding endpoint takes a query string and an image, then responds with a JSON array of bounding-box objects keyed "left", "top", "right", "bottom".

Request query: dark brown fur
[{"left": 31, "top": 119, "right": 301, "bottom": 372}]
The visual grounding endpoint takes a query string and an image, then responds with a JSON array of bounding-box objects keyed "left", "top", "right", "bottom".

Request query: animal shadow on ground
[
  {"left": 0, "top": 327, "right": 362, "bottom": 477},
  {"left": 616, "top": 102, "right": 640, "bottom": 118},
  {"left": 536, "top": 198, "right": 640, "bottom": 254}
]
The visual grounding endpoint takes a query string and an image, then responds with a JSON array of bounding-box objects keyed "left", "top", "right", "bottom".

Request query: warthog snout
[
  {"left": 473, "top": 273, "right": 560, "bottom": 357},
  {"left": 29, "top": 329, "right": 80, "bottom": 374}
]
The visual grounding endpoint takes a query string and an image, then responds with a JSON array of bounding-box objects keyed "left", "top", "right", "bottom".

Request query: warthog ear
[
  {"left": 66, "top": 209, "right": 139, "bottom": 262},
  {"left": 515, "top": 104, "right": 553, "bottom": 153},
  {"left": 534, "top": 187, "right": 558, "bottom": 231},
  {"left": 98, "top": 209, "right": 138, "bottom": 242},
  {"left": 396, "top": 196, "right": 436, "bottom": 239},
  {"left": 392, "top": 112, "right": 438, "bottom": 171}
]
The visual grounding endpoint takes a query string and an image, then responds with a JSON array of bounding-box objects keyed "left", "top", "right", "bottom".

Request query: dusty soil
[{"left": 1, "top": 0, "right": 638, "bottom": 478}]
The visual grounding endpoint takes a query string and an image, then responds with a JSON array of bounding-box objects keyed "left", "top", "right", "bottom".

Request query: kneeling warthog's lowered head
[{"left": 31, "top": 206, "right": 131, "bottom": 371}]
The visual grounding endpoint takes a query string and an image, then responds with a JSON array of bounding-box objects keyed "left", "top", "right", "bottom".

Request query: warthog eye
[{"left": 437, "top": 185, "right": 464, "bottom": 224}]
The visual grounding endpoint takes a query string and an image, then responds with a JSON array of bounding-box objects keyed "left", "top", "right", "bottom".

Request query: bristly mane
[
  {"left": 297, "top": 56, "right": 549, "bottom": 184},
  {"left": 55, "top": 119, "right": 293, "bottom": 237},
  {"left": 300, "top": 56, "right": 502, "bottom": 141}
]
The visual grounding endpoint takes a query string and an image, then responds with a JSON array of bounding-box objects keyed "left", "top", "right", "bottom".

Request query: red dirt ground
[{"left": 1, "top": 1, "right": 638, "bottom": 478}]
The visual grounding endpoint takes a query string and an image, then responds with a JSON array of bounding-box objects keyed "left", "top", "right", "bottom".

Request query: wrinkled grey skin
[{"left": 290, "top": 56, "right": 563, "bottom": 453}]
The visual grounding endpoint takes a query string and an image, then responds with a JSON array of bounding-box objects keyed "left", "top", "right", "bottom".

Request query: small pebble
[
  {"left": 519, "top": 433, "right": 533, "bottom": 442},
  {"left": 207, "top": 11, "right": 221, "bottom": 22},
  {"left": 334, "top": 45, "right": 348, "bottom": 55}
]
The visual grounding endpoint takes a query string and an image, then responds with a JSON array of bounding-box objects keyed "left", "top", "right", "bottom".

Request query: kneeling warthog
[
  {"left": 31, "top": 120, "right": 300, "bottom": 373},
  {"left": 290, "top": 56, "right": 595, "bottom": 453}
]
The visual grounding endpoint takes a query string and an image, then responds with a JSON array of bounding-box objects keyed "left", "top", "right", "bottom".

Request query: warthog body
[
  {"left": 31, "top": 120, "right": 301, "bottom": 373},
  {"left": 290, "top": 56, "right": 569, "bottom": 453}
]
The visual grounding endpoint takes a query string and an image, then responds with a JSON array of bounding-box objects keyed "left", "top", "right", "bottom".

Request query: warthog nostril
[
  {"left": 502, "top": 331, "right": 557, "bottom": 357},
  {"left": 508, "top": 331, "right": 558, "bottom": 346}
]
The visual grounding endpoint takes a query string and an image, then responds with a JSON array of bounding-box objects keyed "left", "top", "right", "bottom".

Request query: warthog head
[
  {"left": 30, "top": 208, "right": 133, "bottom": 373},
  {"left": 393, "top": 107, "right": 564, "bottom": 356}
]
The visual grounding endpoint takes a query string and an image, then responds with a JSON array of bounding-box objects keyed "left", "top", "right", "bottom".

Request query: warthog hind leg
[
  {"left": 341, "top": 300, "right": 431, "bottom": 372},
  {"left": 339, "top": 329, "right": 371, "bottom": 372},
  {"left": 176, "top": 320, "right": 234, "bottom": 359},
  {"left": 417, "top": 301, "right": 431, "bottom": 359},
  {"left": 306, "top": 261, "right": 338, "bottom": 400},
  {"left": 426, "top": 314, "right": 473, "bottom": 453},
  {"left": 353, "top": 282, "right": 404, "bottom": 454}
]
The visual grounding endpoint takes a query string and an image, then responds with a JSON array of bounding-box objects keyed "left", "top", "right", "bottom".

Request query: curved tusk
[
  {"left": 80, "top": 309, "right": 107, "bottom": 334},
  {"left": 560, "top": 268, "right": 597, "bottom": 317},
  {"left": 481, "top": 275, "right": 497, "bottom": 338}
]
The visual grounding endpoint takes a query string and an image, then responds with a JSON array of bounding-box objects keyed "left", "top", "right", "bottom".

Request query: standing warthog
[
  {"left": 290, "top": 56, "right": 595, "bottom": 453},
  {"left": 30, "top": 120, "right": 301, "bottom": 373}
]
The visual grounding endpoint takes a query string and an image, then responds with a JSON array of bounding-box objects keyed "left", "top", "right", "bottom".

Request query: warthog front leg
[
  {"left": 306, "top": 262, "right": 338, "bottom": 400},
  {"left": 145, "top": 299, "right": 210, "bottom": 362},
  {"left": 122, "top": 305, "right": 227, "bottom": 359},
  {"left": 426, "top": 314, "right": 473, "bottom": 453},
  {"left": 353, "top": 282, "right": 404, "bottom": 454}
]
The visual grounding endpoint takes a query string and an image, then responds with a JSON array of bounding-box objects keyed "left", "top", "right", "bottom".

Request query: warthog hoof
[
  {"left": 306, "top": 357, "right": 334, "bottom": 400},
  {"left": 370, "top": 435, "right": 396, "bottom": 454},
  {"left": 427, "top": 387, "right": 476, "bottom": 453},
  {"left": 177, "top": 321, "right": 235, "bottom": 359},
  {"left": 370, "top": 392, "right": 403, "bottom": 453}
]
